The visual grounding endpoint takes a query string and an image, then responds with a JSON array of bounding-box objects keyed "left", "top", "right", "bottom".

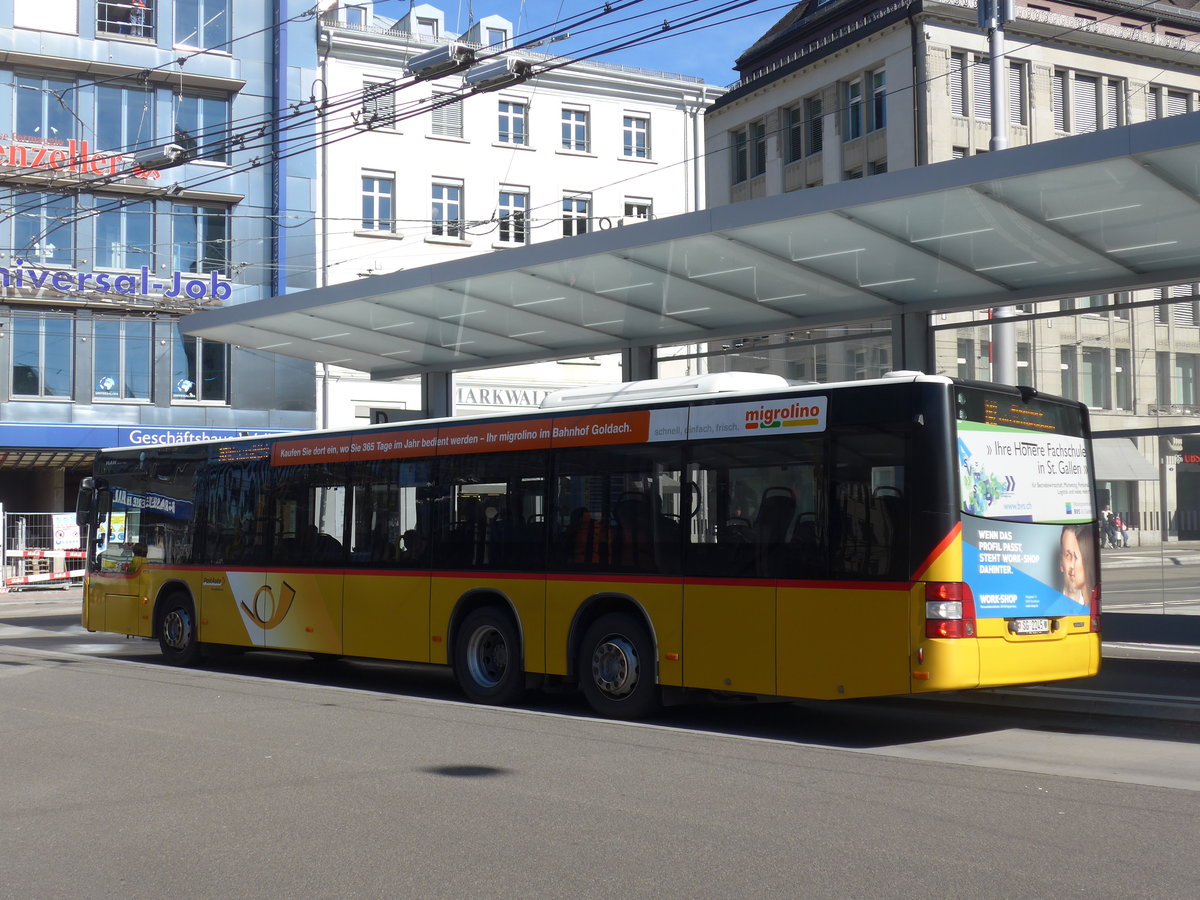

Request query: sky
[{"left": 370, "top": 0, "right": 794, "bottom": 86}]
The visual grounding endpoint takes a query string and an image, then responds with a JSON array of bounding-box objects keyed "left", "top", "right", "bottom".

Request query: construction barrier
[{"left": 2, "top": 509, "right": 85, "bottom": 590}]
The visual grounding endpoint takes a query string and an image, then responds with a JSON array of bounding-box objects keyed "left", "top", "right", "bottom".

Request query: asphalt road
[{"left": 3, "top": 587, "right": 1200, "bottom": 897}]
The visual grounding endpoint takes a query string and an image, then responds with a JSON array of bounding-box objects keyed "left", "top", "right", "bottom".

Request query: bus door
[
  {"left": 258, "top": 471, "right": 347, "bottom": 655},
  {"left": 776, "top": 431, "right": 911, "bottom": 699},
  {"left": 683, "top": 448, "right": 786, "bottom": 696}
]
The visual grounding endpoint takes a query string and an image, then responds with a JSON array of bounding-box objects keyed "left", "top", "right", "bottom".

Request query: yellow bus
[{"left": 75, "top": 372, "right": 1100, "bottom": 718}]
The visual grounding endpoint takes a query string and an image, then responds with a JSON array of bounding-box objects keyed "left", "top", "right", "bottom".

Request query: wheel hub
[
  {"left": 466, "top": 625, "right": 508, "bottom": 688},
  {"left": 591, "top": 636, "right": 639, "bottom": 698},
  {"left": 163, "top": 608, "right": 192, "bottom": 651}
]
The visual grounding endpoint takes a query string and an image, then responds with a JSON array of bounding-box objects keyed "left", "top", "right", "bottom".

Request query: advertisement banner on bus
[
  {"left": 962, "top": 518, "right": 1095, "bottom": 617},
  {"left": 958, "top": 418, "right": 1095, "bottom": 618}
]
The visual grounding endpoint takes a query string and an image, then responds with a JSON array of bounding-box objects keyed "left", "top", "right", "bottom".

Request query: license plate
[{"left": 1011, "top": 618, "right": 1050, "bottom": 635}]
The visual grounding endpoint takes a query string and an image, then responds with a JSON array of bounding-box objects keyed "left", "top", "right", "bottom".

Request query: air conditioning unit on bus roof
[{"left": 539, "top": 372, "right": 789, "bottom": 409}]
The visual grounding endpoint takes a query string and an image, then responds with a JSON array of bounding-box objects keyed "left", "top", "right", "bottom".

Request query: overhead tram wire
[{"left": 10, "top": 0, "right": 1149, "bottom": 256}]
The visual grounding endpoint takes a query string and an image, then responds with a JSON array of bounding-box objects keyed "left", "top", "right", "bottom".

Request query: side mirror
[{"left": 76, "top": 477, "right": 96, "bottom": 528}]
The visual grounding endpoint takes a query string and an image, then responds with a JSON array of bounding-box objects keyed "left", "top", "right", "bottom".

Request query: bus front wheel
[
  {"left": 579, "top": 612, "right": 660, "bottom": 719},
  {"left": 454, "top": 607, "right": 525, "bottom": 706},
  {"left": 157, "top": 593, "right": 201, "bottom": 666}
]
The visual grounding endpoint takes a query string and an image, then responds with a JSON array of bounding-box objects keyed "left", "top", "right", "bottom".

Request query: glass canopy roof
[{"left": 183, "top": 113, "right": 1200, "bottom": 378}]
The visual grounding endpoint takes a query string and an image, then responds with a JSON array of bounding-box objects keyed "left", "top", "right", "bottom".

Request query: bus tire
[
  {"left": 157, "top": 593, "right": 201, "bottom": 667},
  {"left": 579, "top": 612, "right": 660, "bottom": 719},
  {"left": 454, "top": 607, "right": 524, "bottom": 706}
]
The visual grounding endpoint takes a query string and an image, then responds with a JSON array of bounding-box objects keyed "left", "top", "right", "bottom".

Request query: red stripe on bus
[{"left": 910, "top": 522, "right": 962, "bottom": 582}]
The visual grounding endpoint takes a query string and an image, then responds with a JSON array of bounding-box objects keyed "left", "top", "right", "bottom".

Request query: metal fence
[{"left": 1, "top": 506, "right": 85, "bottom": 589}]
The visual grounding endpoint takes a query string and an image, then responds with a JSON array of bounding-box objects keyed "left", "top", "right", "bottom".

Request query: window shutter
[
  {"left": 1053, "top": 71, "right": 1067, "bottom": 132},
  {"left": 363, "top": 81, "right": 395, "bottom": 126},
  {"left": 1167, "top": 90, "right": 1189, "bottom": 117},
  {"left": 432, "top": 92, "right": 463, "bottom": 137},
  {"left": 1008, "top": 63, "right": 1024, "bottom": 125},
  {"left": 807, "top": 97, "right": 823, "bottom": 154},
  {"left": 950, "top": 53, "right": 966, "bottom": 116},
  {"left": 1104, "top": 80, "right": 1120, "bottom": 129},
  {"left": 971, "top": 58, "right": 991, "bottom": 121},
  {"left": 1073, "top": 75, "right": 1098, "bottom": 133}
]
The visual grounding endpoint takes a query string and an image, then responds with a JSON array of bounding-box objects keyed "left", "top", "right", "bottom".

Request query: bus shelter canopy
[{"left": 183, "top": 114, "right": 1200, "bottom": 379}]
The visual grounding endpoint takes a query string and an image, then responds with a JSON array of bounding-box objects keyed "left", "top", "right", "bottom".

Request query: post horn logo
[{"left": 241, "top": 581, "right": 296, "bottom": 629}]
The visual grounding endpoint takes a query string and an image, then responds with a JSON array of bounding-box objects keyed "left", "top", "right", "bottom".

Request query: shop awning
[
  {"left": 1092, "top": 438, "right": 1159, "bottom": 481},
  {"left": 182, "top": 113, "right": 1200, "bottom": 378}
]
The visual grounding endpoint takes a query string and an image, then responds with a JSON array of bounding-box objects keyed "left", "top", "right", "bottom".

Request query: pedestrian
[
  {"left": 1112, "top": 513, "right": 1128, "bottom": 548},
  {"left": 130, "top": 0, "right": 148, "bottom": 37},
  {"left": 1101, "top": 505, "right": 1117, "bottom": 548}
]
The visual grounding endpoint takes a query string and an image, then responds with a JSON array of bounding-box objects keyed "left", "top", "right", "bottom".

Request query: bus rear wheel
[
  {"left": 579, "top": 612, "right": 660, "bottom": 719},
  {"left": 157, "top": 593, "right": 201, "bottom": 667},
  {"left": 454, "top": 607, "right": 525, "bottom": 706}
]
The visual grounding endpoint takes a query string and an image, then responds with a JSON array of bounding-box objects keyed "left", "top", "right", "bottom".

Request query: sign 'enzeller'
[{"left": 0, "top": 138, "right": 165, "bottom": 180}]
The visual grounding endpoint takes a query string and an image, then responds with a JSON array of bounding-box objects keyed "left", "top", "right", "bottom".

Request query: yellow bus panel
[
  {"left": 777, "top": 583, "right": 913, "bottom": 700},
  {"left": 682, "top": 582, "right": 775, "bottom": 695},
  {"left": 343, "top": 573, "right": 430, "bottom": 662}
]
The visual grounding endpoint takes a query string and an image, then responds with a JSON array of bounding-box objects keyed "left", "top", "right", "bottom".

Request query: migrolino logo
[
  {"left": 744, "top": 401, "right": 824, "bottom": 430},
  {"left": 242, "top": 582, "right": 296, "bottom": 629}
]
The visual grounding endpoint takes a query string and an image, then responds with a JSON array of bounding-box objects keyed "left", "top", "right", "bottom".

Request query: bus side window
[{"left": 830, "top": 430, "right": 908, "bottom": 580}]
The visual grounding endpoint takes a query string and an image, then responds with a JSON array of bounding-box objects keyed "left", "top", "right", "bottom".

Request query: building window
[
  {"left": 1081, "top": 347, "right": 1110, "bottom": 408},
  {"left": 1115, "top": 348, "right": 1132, "bottom": 411},
  {"left": 416, "top": 16, "right": 438, "bottom": 38},
  {"left": 623, "top": 115, "right": 650, "bottom": 158},
  {"left": 175, "top": 0, "right": 229, "bottom": 50},
  {"left": 786, "top": 106, "right": 804, "bottom": 163},
  {"left": 15, "top": 74, "right": 75, "bottom": 142},
  {"left": 362, "top": 79, "right": 396, "bottom": 128},
  {"left": 172, "top": 204, "right": 229, "bottom": 275},
  {"left": 1009, "top": 62, "right": 1027, "bottom": 125},
  {"left": 1060, "top": 346, "right": 1078, "bottom": 400},
  {"left": 96, "top": 84, "right": 156, "bottom": 153},
  {"left": 96, "top": 199, "right": 154, "bottom": 270},
  {"left": 343, "top": 5, "right": 366, "bottom": 27},
  {"left": 11, "top": 314, "right": 73, "bottom": 399},
  {"left": 431, "top": 92, "right": 463, "bottom": 138},
  {"left": 972, "top": 58, "right": 992, "bottom": 122},
  {"left": 1055, "top": 70, "right": 1124, "bottom": 133},
  {"left": 845, "top": 78, "right": 864, "bottom": 140},
  {"left": 869, "top": 160, "right": 888, "bottom": 176},
  {"left": 845, "top": 167, "right": 864, "bottom": 180},
  {"left": 486, "top": 27, "right": 507, "bottom": 47},
  {"left": 563, "top": 194, "right": 590, "bottom": 237},
  {"left": 730, "top": 127, "right": 748, "bottom": 184},
  {"left": 175, "top": 93, "right": 231, "bottom": 163},
  {"left": 361, "top": 174, "right": 395, "bottom": 232},
  {"left": 951, "top": 52, "right": 968, "bottom": 118},
  {"left": 172, "top": 332, "right": 228, "bottom": 403},
  {"left": 869, "top": 69, "right": 886, "bottom": 130},
  {"left": 498, "top": 100, "right": 527, "bottom": 145},
  {"left": 750, "top": 121, "right": 766, "bottom": 177},
  {"left": 431, "top": 181, "right": 462, "bottom": 238},
  {"left": 15, "top": 193, "right": 74, "bottom": 264},
  {"left": 562, "top": 108, "right": 589, "bottom": 152},
  {"left": 624, "top": 198, "right": 652, "bottom": 221},
  {"left": 806, "top": 96, "right": 823, "bottom": 155},
  {"left": 98, "top": 1, "right": 155, "bottom": 38},
  {"left": 497, "top": 190, "right": 527, "bottom": 245},
  {"left": 94, "top": 318, "right": 153, "bottom": 401}
]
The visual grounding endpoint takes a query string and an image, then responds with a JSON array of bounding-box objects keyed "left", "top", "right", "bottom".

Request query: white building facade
[{"left": 316, "top": 3, "right": 722, "bottom": 425}]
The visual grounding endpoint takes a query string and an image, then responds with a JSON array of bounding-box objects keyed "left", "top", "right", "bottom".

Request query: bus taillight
[
  {"left": 1090, "top": 584, "right": 1102, "bottom": 634},
  {"left": 925, "top": 582, "right": 977, "bottom": 639}
]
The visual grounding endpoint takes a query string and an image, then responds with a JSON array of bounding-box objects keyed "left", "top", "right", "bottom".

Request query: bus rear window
[{"left": 954, "top": 388, "right": 1092, "bottom": 525}]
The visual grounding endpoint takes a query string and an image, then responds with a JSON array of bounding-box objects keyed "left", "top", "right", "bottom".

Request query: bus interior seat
[
  {"left": 755, "top": 486, "right": 796, "bottom": 576},
  {"left": 614, "top": 492, "right": 655, "bottom": 569}
]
